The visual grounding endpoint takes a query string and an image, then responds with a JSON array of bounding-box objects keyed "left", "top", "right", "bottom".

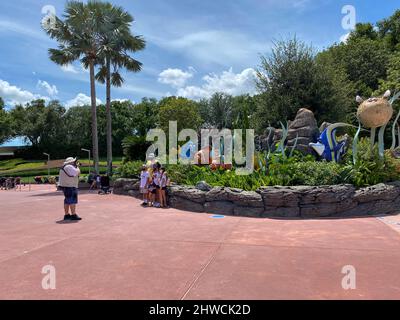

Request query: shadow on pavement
[{"left": 55, "top": 219, "right": 80, "bottom": 224}]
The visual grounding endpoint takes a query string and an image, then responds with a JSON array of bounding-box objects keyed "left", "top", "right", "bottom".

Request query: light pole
[
  {"left": 43, "top": 153, "right": 50, "bottom": 180},
  {"left": 81, "top": 148, "right": 91, "bottom": 176}
]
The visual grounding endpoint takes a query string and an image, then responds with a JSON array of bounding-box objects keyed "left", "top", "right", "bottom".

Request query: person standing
[
  {"left": 140, "top": 165, "right": 150, "bottom": 206},
  {"left": 59, "top": 157, "right": 82, "bottom": 221}
]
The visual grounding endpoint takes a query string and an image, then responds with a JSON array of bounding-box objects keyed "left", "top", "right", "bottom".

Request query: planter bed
[{"left": 113, "top": 178, "right": 400, "bottom": 218}]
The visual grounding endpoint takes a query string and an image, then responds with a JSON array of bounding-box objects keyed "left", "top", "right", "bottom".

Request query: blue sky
[
  {"left": 0, "top": 0, "right": 399, "bottom": 146},
  {"left": 0, "top": 0, "right": 399, "bottom": 106}
]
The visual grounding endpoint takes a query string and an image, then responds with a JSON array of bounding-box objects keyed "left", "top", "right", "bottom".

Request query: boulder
[
  {"left": 258, "top": 186, "right": 302, "bottom": 208},
  {"left": 204, "top": 201, "right": 235, "bottom": 215},
  {"left": 286, "top": 108, "right": 319, "bottom": 154},
  {"left": 300, "top": 185, "right": 356, "bottom": 205},
  {"left": 354, "top": 182, "right": 400, "bottom": 204},
  {"left": 234, "top": 206, "right": 264, "bottom": 218},
  {"left": 169, "top": 196, "right": 205, "bottom": 213},
  {"left": 168, "top": 185, "right": 206, "bottom": 203},
  {"left": 256, "top": 127, "right": 276, "bottom": 151},
  {"left": 196, "top": 181, "right": 212, "bottom": 192},
  {"left": 226, "top": 188, "right": 264, "bottom": 207},
  {"left": 262, "top": 207, "right": 300, "bottom": 218}
]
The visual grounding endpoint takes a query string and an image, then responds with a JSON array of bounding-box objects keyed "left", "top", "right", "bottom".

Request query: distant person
[
  {"left": 59, "top": 157, "right": 82, "bottom": 221},
  {"left": 140, "top": 165, "right": 149, "bottom": 206},
  {"left": 34, "top": 176, "right": 43, "bottom": 184},
  {"left": 152, "top": 163, "right": 162, "bottom": 208},
  {"left": 99, "top": 174, "right": 111, "bottom": 194},
  {"left": 159, "top": 167, "right": 169, "bottom": 208},
  {"left": 0, "top": 177, "right": 6, "bottom": 190}
]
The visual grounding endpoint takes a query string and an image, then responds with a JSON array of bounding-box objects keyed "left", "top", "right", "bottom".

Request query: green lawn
[{"left": 0, "top": 158, "right": 122, "bottom": 177}]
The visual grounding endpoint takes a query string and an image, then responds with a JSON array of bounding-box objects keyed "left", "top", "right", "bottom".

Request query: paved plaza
[{"left": 1, "top": 185, "right": 400, "bottom": 300}]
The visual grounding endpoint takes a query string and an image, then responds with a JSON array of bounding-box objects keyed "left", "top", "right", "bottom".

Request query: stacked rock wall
[{"left": 113, "top": 179, "right": 400, "bottom": 218}]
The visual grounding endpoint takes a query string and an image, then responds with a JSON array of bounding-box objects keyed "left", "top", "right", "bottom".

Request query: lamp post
[
  {"left": 43, "top": 153, "right": 50, "bottom": 180},
  {"left": 81, "top": 148, "right": 91, "bottom": 176}
]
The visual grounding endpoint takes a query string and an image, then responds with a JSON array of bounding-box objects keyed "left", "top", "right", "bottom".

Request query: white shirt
[
  {"left": 140, "top": 171, "right": 149, "bottom": 188},
  {"left": 153, "top": 171, "right": 161, "bottom": 186},
  {"left": 59, "top": 164, "right": 80, "bottom": 188},
  {"left": 160, "top": 173, "right": 168, "bottom": 188}
]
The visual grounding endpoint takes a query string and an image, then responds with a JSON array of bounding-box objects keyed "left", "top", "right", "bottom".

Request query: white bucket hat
[{"left": 64, "top": 157, "right": 77, "bottom": 165}]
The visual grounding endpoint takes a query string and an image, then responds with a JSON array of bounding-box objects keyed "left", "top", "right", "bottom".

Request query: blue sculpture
[
  {"left": 309, "top": 123, "right": 350, "bottom": 162},
  {"left": 180, "top": 140, "right": 196, "bottom": 160}
]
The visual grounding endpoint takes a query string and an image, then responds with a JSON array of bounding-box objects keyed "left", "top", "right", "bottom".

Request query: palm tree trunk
[
  {"left": 89, "top": 60, "right": 100, "bottom": 174},
  {"left": 106, "top": 57, "right": 113, "bottom": 176}
]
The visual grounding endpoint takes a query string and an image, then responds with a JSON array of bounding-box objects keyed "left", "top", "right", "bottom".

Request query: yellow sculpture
[
  {"left": 356, "top": 90, "right": 393, "bottom": 129},
  {"left": 356, "top": 90, "right": 394, "bottom": 156}
]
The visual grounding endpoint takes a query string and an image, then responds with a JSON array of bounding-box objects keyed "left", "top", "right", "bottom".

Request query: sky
[{"left": 0, "top": 0, "right": 399, "bottom": 146}]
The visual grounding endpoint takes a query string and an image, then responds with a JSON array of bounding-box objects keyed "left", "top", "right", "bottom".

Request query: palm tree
[
  {"left": 94, "top": 3, "right": 145, "bottom": 175},
  {"left": 43, "top": 1, "right": 104, "bottom": 173}
]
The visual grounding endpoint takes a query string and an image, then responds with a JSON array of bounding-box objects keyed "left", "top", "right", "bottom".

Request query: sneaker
[
  {"left": 63, "top": 214, "right": 72, "bottom": 221},
  {"left": 70, "top": 214, "right": 82, "bottom": 221},
  {"left": 141, "top": 202, "right": 148, "bottom": 206}
]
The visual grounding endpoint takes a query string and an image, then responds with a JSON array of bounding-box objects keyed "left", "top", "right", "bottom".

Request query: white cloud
[
  {"left": 112, "top": 98, "right": 130, "bottom": 103},
  {"left": 65, "top": 93, "right": 102, "bottom": 108},
  {"left": 158, "top": 68, "right": 195, "bottom": 88},
  {"left": 0, "top": 79, "right": 48, "bottom": 105},
  {"left": 61, "top": 64, "right": 80, "bottom": 74},
  {"left": 37, "top": 80, "right": 58, "bottom": 97},
  {"left": 153, "top": 30, "right": 268, "bottom": 67},
  {"left": 0, "top": 19, "right": 49, "bottom": 41},
  {"left": 176, "top": 68, "right": 257, "bottom": 100}
]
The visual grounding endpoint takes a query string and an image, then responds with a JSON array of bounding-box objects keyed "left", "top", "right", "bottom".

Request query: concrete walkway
[{"left": 1, "top": 185, "right": 400, "bottom": 300}]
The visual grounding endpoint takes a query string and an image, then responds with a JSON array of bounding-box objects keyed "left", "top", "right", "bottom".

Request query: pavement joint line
[
  {"left": 375, "top": 217, "right": 400, "bottom": 236},
  {"left": 180, "top": 218, "right": 244, "bottom": 300},
  {"left": 2, "top": 222, "right": 399, "bottom": 266}
]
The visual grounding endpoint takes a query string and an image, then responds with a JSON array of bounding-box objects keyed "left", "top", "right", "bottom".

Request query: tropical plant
[
  {"left": 94, "top": 2, "right": 145, "bottom": 175},
  {"left": 43, "top": 0, "right": 105, "bottom": 173}
]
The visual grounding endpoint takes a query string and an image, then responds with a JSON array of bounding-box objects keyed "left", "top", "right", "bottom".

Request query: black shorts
[
  {"left": 150, "top": 189, "right": 156, "bottom": 194},
  {"left": 156, "top": 185, "right": 160, "bottom": 189},
  {"left": 162, "top": 187, "right": 167, "bottom": 191}
]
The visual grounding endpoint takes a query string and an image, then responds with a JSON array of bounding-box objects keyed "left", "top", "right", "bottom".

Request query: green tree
[
  {"left": 94, "top": 2, "right": 145, "bottom": 175},
  {"left": 131, "top": 98, "right": 159, "bottom": 136},
  {"left": 10, "top": 99, "right": 46, "bottom": 147},
  {"left": 255, "top": 37, "right": 353, "bottom": 131},
  {"left": 0, "top": 97, "right": 12, "bottom": 144},
  {"left": 377, "top": 9, "right": 400, "bottom": 51},
  {"left": 8, "top": 100, "right": 68, "bottom": 157},
  {"left": 232, "top": 94, "right": 257, "bottom": 129},
  {"left": 44, "top": 0, "right": 104, "bottom": 173},
  {"left": 158, "top": 97, "right": 202, "bottom": 133},
  {"left": 63, "top": 105, "right": 93, "bottom": 155},
  {"left": 319, "top": 37, "right": 389, "bottom": 97},
  {"left": 348, "top": 23, "right": 378, "bottom": 41}
]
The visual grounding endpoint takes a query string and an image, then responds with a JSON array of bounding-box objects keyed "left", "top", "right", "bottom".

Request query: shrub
[{"left": 343, "top": 138, "right": 400, "bottom": 187}]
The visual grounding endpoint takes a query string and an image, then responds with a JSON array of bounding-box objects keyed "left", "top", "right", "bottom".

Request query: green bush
[
  {"left": 118, "top": 143, "right": 400, "bottom": 190},
  {"left": 342, "top": 138, "right": 399, "bottom": 187}
]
